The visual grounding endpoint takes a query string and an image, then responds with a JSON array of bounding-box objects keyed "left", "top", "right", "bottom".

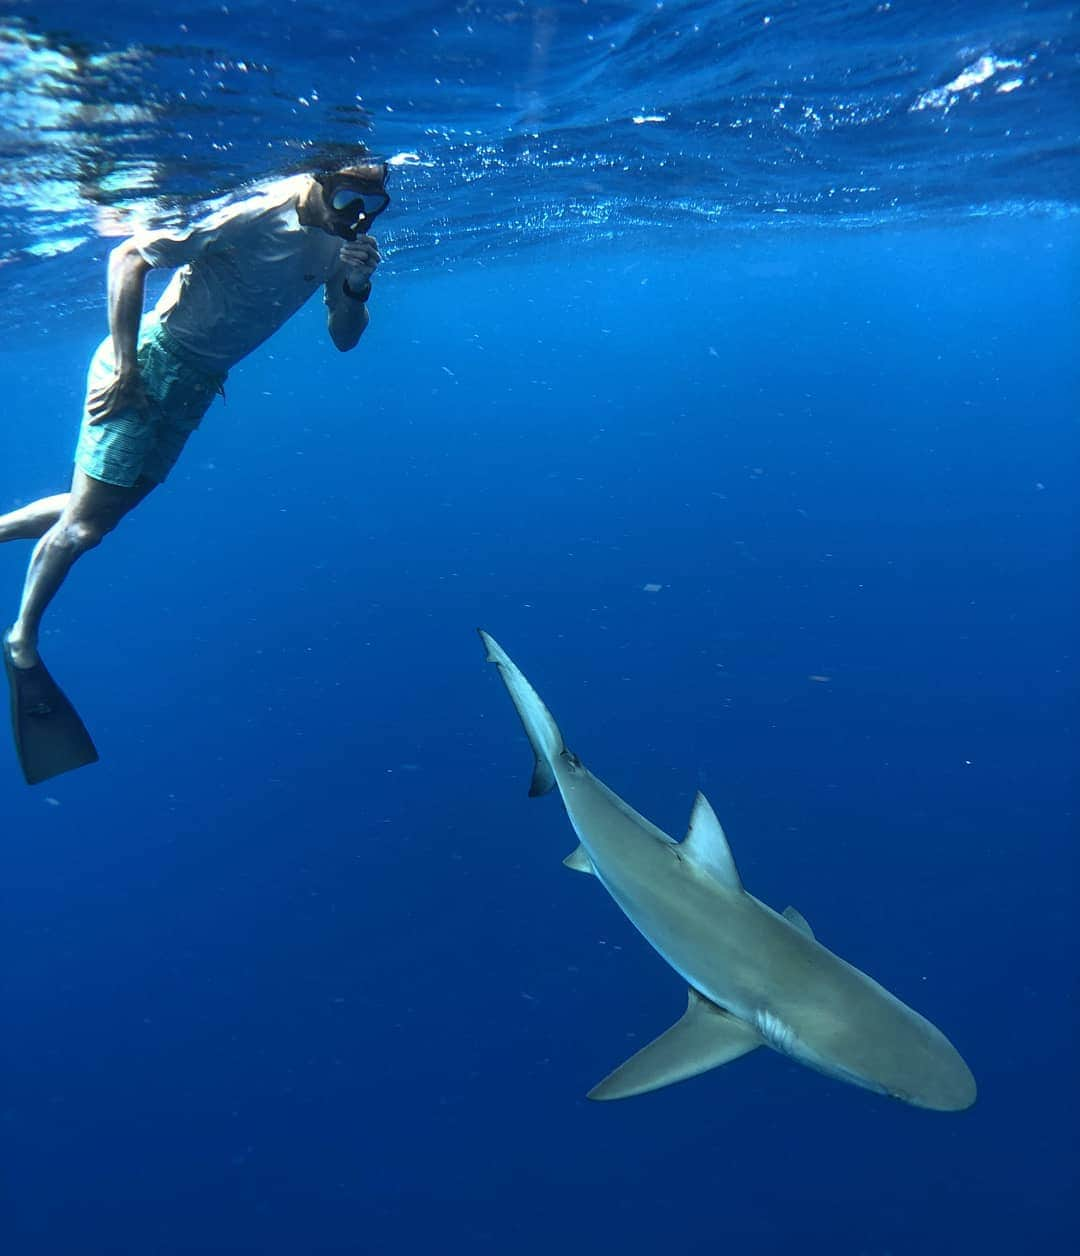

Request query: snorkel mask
[{"left": 317, "top": 163, "right": 391, "bottom": 240}]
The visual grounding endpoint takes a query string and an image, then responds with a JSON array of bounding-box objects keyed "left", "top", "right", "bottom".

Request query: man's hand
[
  {"left": 86, "top": 368, "right": 149, "bottom": 426},
  {"left": 339, "top": 234, "right": 381, "bottom": 287}
]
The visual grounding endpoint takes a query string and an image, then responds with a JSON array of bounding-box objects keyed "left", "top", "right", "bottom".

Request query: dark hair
[
  {"left": 315, "top": 161, "right": 389, "bottom": 191},
  {"left": 282, "top": 142, "right": 376, "bottom": 179}
]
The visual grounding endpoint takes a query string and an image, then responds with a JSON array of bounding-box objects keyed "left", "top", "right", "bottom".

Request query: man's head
[{"left": 313, "top": 161, "right": 390, "bottom": 240}]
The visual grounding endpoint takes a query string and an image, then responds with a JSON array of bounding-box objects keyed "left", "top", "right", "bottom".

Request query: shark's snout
[{"left": 904, "top": 1046, "right": 977, "bottom": 1112}]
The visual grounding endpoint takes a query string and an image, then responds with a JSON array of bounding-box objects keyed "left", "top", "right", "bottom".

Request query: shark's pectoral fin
[
  {"left": 680, "top": 792, "right": 742, "bottom": 890},
  {"left": 563, "top": 844, "right": 595, "bottom": 874},
  {"left": 587, "top": 989, "right": 762, "bottom": 1102},
  {"left": 782, "top": 905, "right": 814, "bottom": 938}
]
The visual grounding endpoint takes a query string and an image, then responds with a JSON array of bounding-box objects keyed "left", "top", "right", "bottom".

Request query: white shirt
[{"left": 132, "top": 176, "right": 349, "bottom": 370}]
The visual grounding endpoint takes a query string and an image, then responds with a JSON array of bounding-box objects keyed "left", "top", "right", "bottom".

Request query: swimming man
[{"left": 1, "top": 157, "right": 390, "bottom": 783}]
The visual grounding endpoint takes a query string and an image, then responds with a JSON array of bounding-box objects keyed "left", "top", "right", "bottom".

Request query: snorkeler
[{"left": 1, "top": 157, "right": 391, "bottom": 784}]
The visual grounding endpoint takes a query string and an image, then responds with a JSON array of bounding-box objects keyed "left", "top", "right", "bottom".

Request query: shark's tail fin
[{"left": 478, "top": 630, "right": 566, "bottom": 797}]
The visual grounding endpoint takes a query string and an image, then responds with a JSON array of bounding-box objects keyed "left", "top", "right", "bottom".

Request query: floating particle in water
[{"left": 642, "top": 583, "right": 663, "bottom": 593}]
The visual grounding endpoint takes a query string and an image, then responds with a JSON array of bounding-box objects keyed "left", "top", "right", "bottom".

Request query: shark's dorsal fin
[
  {"left": 563, "top": 844, "right": 595, "bottom": 875},
  {"left": 782, "top": 905, "right": 814, "bottom": 939},
  {"left": 587, "top": 988, "right": 761, "bottom": 1101},
  {"left": 681, "top": 792, "right": 742, "bottom": 891}
]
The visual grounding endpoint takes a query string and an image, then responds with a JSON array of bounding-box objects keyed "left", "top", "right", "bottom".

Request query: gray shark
[{"left": 478, "top": 630, "right": 976, "bottom": 1111}]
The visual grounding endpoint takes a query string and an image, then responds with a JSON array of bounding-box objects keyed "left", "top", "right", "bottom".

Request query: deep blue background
[{"left": 1, "top": 219, "right": 1077, "bottom": 1254}]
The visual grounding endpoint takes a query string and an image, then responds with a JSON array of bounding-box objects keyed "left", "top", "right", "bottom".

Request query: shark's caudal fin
[{"left": 478, "top": 630, "right": 566, "bottom": 797}]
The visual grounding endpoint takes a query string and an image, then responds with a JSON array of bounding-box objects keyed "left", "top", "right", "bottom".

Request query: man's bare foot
[{"left": 3, "top": 630, "right": 39, "bottom": 670}]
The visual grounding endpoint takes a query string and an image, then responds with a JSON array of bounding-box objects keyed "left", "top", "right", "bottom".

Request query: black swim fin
[{"left": 4, "top": 639, "right": 99, "bottom": 785}]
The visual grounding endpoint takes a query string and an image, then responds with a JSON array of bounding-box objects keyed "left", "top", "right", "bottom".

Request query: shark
[{"left": 478, "top": 630, "right": 976, "bottom": 1111}]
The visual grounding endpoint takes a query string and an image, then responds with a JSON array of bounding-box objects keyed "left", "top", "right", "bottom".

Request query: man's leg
[
  {"left": 0, "top": 494, "right": 71, "bottom": 543},
  {"left": 5, "top": 468, "right": 157, "bottom": 668}
]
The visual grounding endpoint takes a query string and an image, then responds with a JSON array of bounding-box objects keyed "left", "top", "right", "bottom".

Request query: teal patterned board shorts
[{"left": 75, "top": 322, "right": 227, "bottom": 488}]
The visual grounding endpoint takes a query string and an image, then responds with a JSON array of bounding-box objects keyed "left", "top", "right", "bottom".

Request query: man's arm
[
  {"left": 326, "top": 234, "right": 381, "bottom": 353},
  {"left": 327, "top": 280, "right": 370, "bottom": 353},
  {"left": 86, "top": 238, "right": 154, "bottom": 424},
  {"left": 107, "top": 238, "right": 152, "bottom": 377}
]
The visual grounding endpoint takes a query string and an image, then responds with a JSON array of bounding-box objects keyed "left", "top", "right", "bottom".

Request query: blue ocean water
[{"left": 1, "top": 2, "right": 1077, "bottom": 1253}]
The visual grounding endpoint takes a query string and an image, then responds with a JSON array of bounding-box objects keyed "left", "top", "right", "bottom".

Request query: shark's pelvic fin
[
  {"left": 782, "top": 905, "right": 814, "bottom": 939},
  {"left": 587, "top": 987, "right": 761, "bottom": 1101},
  {"left": 563, "top": 844, "right": 595, "bottom": 875},
  {"left": 478, "top": 629, "right": 566, "bottom": 797},
  {"left": 680, "top": 791, "right": 742, "bottom": 891}
]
